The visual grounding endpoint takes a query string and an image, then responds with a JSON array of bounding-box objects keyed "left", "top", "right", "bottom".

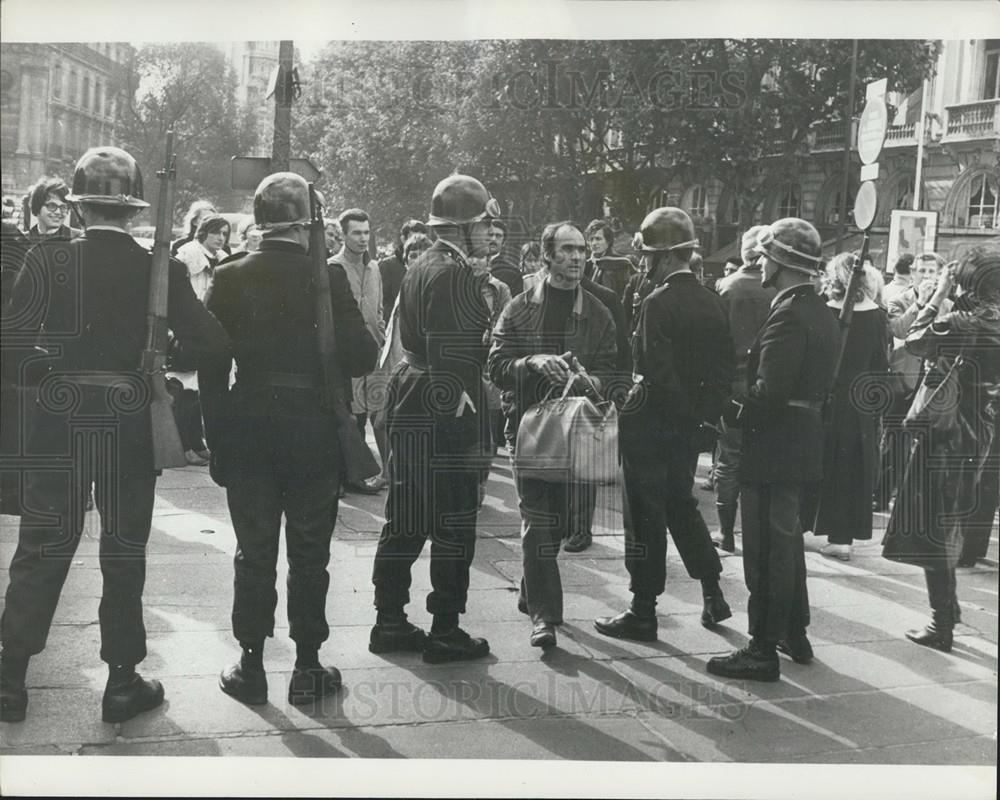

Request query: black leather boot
[
  {"left": 905, "top": 624, "right": 953, "bottom": 653},
  {"left": 369, "top": 611, "right": 427, "bottom": 654},
  {"left": 219, "top": 642, "right": 267, "bottom": 705},
  {"left": 102, "top": 666, "right": 165, "bottom": 723},
  {"left": 714, "top": 502, "right": 737, "bottom": 553},
  {"left": 776, "top": 633, "right": 814, "bottom": 664},
  {"left": 423, "top": 628, "right": 490, "bottom": 664},
  {"left": 0, "top": 652, "right": 29, "bottom": 723},
  {"left": 594, "top": 595, "right": 658, "bottom": 642},
  {"left": 288, "top": 644, "right": 342, "bottom": 705},
  {"left": 706, "top": 639, "right": 780, "bottom": 682},
  {"left": 908, "top": 569, "right": 955, "bottom": 653}
]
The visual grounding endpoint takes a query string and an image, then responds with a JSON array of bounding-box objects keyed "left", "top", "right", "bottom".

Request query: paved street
[{"left": 0, "top": 452, "right": 996, "bottom": 769}]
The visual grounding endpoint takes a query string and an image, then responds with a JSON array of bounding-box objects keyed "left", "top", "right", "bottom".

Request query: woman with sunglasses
[{"left": 27, "top": 177, "right": 81, "bottom": 242}]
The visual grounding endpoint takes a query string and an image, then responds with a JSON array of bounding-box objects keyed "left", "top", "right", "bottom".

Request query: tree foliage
[
  {"left": 292, "top": 39, "right": 939, "bottom": 242},
  {"left": 114, "top": 42, "right": 257, "bottom": 223}
]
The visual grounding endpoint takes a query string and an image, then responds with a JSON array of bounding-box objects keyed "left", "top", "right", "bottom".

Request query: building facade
[
  {"left": 216, "top": 41, "right": 280, "bottom": 158},
  {"left": 631, "top": 39, "right": 1000, "bottom": 273},
  {"left": 1, "top": 42, "right": 133, "bottom": 217}
]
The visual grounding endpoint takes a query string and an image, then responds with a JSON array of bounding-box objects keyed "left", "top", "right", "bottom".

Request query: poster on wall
[{"left": 886, "top": 209, "right": 939, "bottom": 273}]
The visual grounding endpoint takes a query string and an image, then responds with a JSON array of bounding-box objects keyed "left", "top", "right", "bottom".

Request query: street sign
[
  {"left": 231, "top": 156, "right": 321, "bottom": 191},
  {"left": 857, "top": 94, "right": 888, "bottom": 165},
  {"left": 859, "top": 162, "right": 880, "bottom": 182},
  {"left": 853, "top": 180, "right": 878, "bottom": 230}
]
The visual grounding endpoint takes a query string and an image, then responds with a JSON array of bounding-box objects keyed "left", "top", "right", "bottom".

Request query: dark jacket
[
  {"left": 626, "top": 271, "right": 734, "bottom": 433},
  {"left": 391, "top": 239, "right": 491, "bottom": 456},
  {"left": 27, "top": 223, "right": 81, "bottom": 243},
  {"left": 378, "top": 254, "right": 406, "bottom": 324},
  {"left": 883, "top": 301, "right": 1000, "bottom": 568},
  {"left": 591, "top": 255, "right": 635, "bottom": 301},
  {"left": 488, "top": 279, "right": 616, "bottom": 439},
  {"left": 581, "top": 276, "right": 630, "bottom": 373},
  {"left": 489, "top": 254, "right": 524, "bottom": 298},
  {"left": 804, "top": 305, "right": 890, "bottom": 540},
  {"left": 735, "top": 283, "right": 840, "bottom": 484},
  {"left": 717, "top": 264, "right": 776, "bottom": 391},
  {"left": 198, "top": 239, "right": 377, "bottom": 481},
  {"left": 622, "top": 260, "right": 671, "bottom": 335},
  {"left": 2, "top": 229, "right": 230, "bottom": 469}
]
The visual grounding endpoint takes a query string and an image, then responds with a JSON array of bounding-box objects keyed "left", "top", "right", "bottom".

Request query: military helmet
[
  {"left": 754, "top": 218, "right": 823, "bottom": 274},
  {"left": 66, "top": 146, "right": 149, "bottom": 208},
  {"left": 635, "top": 207, "right": 700, "bottom": 252},
  {"left": 427, "top": 174, "right": 500, "bottom": 227},
  {"left": 253, "top": 172, "right": 310, "bottom": 231}
]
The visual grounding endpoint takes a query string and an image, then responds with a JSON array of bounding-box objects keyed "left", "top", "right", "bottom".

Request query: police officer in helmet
[
  {"left": 369, "top": 174, "right": 497, "bottom": 663},
  {"left": 595, "top": 207, "right": 735, "bottom": 643},
  {"left": 198, "top": 172, "right": 376, "bottom": 707},
  {"left": 0, "top": 146, "right": 229, "bottom": 723},
  {"left": 707, "top": 218, "right": 839, "bottom": 681}
]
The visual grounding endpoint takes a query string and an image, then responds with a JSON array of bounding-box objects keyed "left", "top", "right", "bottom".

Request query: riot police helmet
[
  {"left": 253, "top": 172, "right": 311, "bottom": 232},
  {"left": 66, "top": 146, "right": 149, "bottom": 208},
  {"left": 634, "top": 207, "right": 700, "bottom": 253},
  {"left": 427, "top": 174, "right": 500, "bottom": 227},
  {"left": 754, "top": 217, "right": 823, "bottom": 275}
]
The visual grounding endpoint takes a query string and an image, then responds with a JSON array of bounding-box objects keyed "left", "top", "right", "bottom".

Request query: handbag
[
  {"left": 903, "top": 354, "right": 963, "bottom": 435},
  {"left": 514, "top": 373, "right": 619, "bottom": 484}
]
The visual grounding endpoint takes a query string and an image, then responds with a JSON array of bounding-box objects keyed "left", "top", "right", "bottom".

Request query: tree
[
  {"left": 113, "top": 42, "right": 258, "bottom": 223},
  {"left": 291, "top": 39, "right": 940, "bottom": 244}
]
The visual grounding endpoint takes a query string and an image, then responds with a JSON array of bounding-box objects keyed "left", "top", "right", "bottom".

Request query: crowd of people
[{"left": 0, "top": 148, "right": 997, "bottom": 725}]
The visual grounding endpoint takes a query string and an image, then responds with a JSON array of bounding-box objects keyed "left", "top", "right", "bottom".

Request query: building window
[
  {"left": 682, "top": 184, "right": 709, "bottom": 219},
  {"left": 984, "top": 42, "right": 1000, "bottom": 100},
  {"left": 968, "top": 172, "right": 998, "bottom": 228},
  {"left": 52, "top": 63, "right": 63, "bottom": 100},
  {"left": 82, "top": 75, "right": 90, "bottom": 112},
  {"left": 69, "top": 70, "right": 78, "bottom": 106},
  {"left": 94, "top": 80, "right": 102, "bottom": 114},
  {"left": 775, "top": 183, "right": 801, "bottom": 218}
]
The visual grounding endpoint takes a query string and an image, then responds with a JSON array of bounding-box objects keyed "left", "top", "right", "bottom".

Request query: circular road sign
[
  {"left": 857, "top": 96, "right": 888, "bottom": 165},
  {"left": 853, "top": 180, "right": 878, "bottom": 230}
]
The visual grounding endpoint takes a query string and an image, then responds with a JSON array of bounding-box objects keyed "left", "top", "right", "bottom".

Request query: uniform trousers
[
  {"left": 372, "top": 424, "right": 481, "bottom": 616},
  {"left": 226, "top": 471, "right": 339, "bottom": 645},
  {"left": 621, "top": 424, "right": 722, "bottom": 597},
  {"left": 2, "top": 407, "right": 156, "bottom": 666},
  {"left": 740, "top": 482, "right": 810, "bottom": 643},
  {"left": 515, "top": 476, "right": 568, "bottom": 624}
]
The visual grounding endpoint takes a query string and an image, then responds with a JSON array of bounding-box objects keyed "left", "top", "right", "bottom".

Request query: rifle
[
  {"left": 308, "top": 184, "right": 381, "bottom": 484},
  {"left": 141, "top": 130, "right": 187, "bottom": 470}
]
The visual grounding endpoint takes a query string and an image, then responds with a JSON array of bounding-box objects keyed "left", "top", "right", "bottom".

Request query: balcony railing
[
  {"left": 811, "top": 120, "right": 851, "bottom": 152},
  {"left": 884, "top": 122, "right": 917, "bottom": 148},
  {"left": 943, "top": 98, "right": 1000, "bottom": 142}
]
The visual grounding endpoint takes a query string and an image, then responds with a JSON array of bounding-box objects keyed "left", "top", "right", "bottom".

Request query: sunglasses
[{"left": 43, "top": 202, "right": 69, "bottom": 214}]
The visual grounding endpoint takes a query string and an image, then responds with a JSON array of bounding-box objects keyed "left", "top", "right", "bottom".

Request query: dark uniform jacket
[
  {"left": 488, "top": 279, "right": 617, "bottom": 438},
  {"left": 198, "top": 239, "right": 376, "bottom": 481},
  {"left": 391, "top": 239, "right": 491, "bottom": 455},
  {"left": 735, "top": 283, "right": 839, "bottom": 484},
  {"left": 2, "top": 228, "right": 230, "bottom": 470},
  {"left": 628, "top": 271, "right": 734, "bottom": 433}
]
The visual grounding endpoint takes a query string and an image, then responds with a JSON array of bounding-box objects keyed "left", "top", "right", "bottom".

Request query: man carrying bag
[{"left": 489, "top": 221, "right": 617, "bottom": 649}]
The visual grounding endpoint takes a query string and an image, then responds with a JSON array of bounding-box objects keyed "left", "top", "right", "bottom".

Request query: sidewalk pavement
[{"left": 1, "top": 453, "right": 996, "bottom": 769}]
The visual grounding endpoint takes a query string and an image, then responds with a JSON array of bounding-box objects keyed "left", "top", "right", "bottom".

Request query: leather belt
[
  {"left": 788, "top": 399, "right": 824, "bottom": 412},
  {"left": 401, "top": 350, "right": 429, "bottom": 372},
  {"left": 241, "top": 372, "right": 318, "bottom": 389}
]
